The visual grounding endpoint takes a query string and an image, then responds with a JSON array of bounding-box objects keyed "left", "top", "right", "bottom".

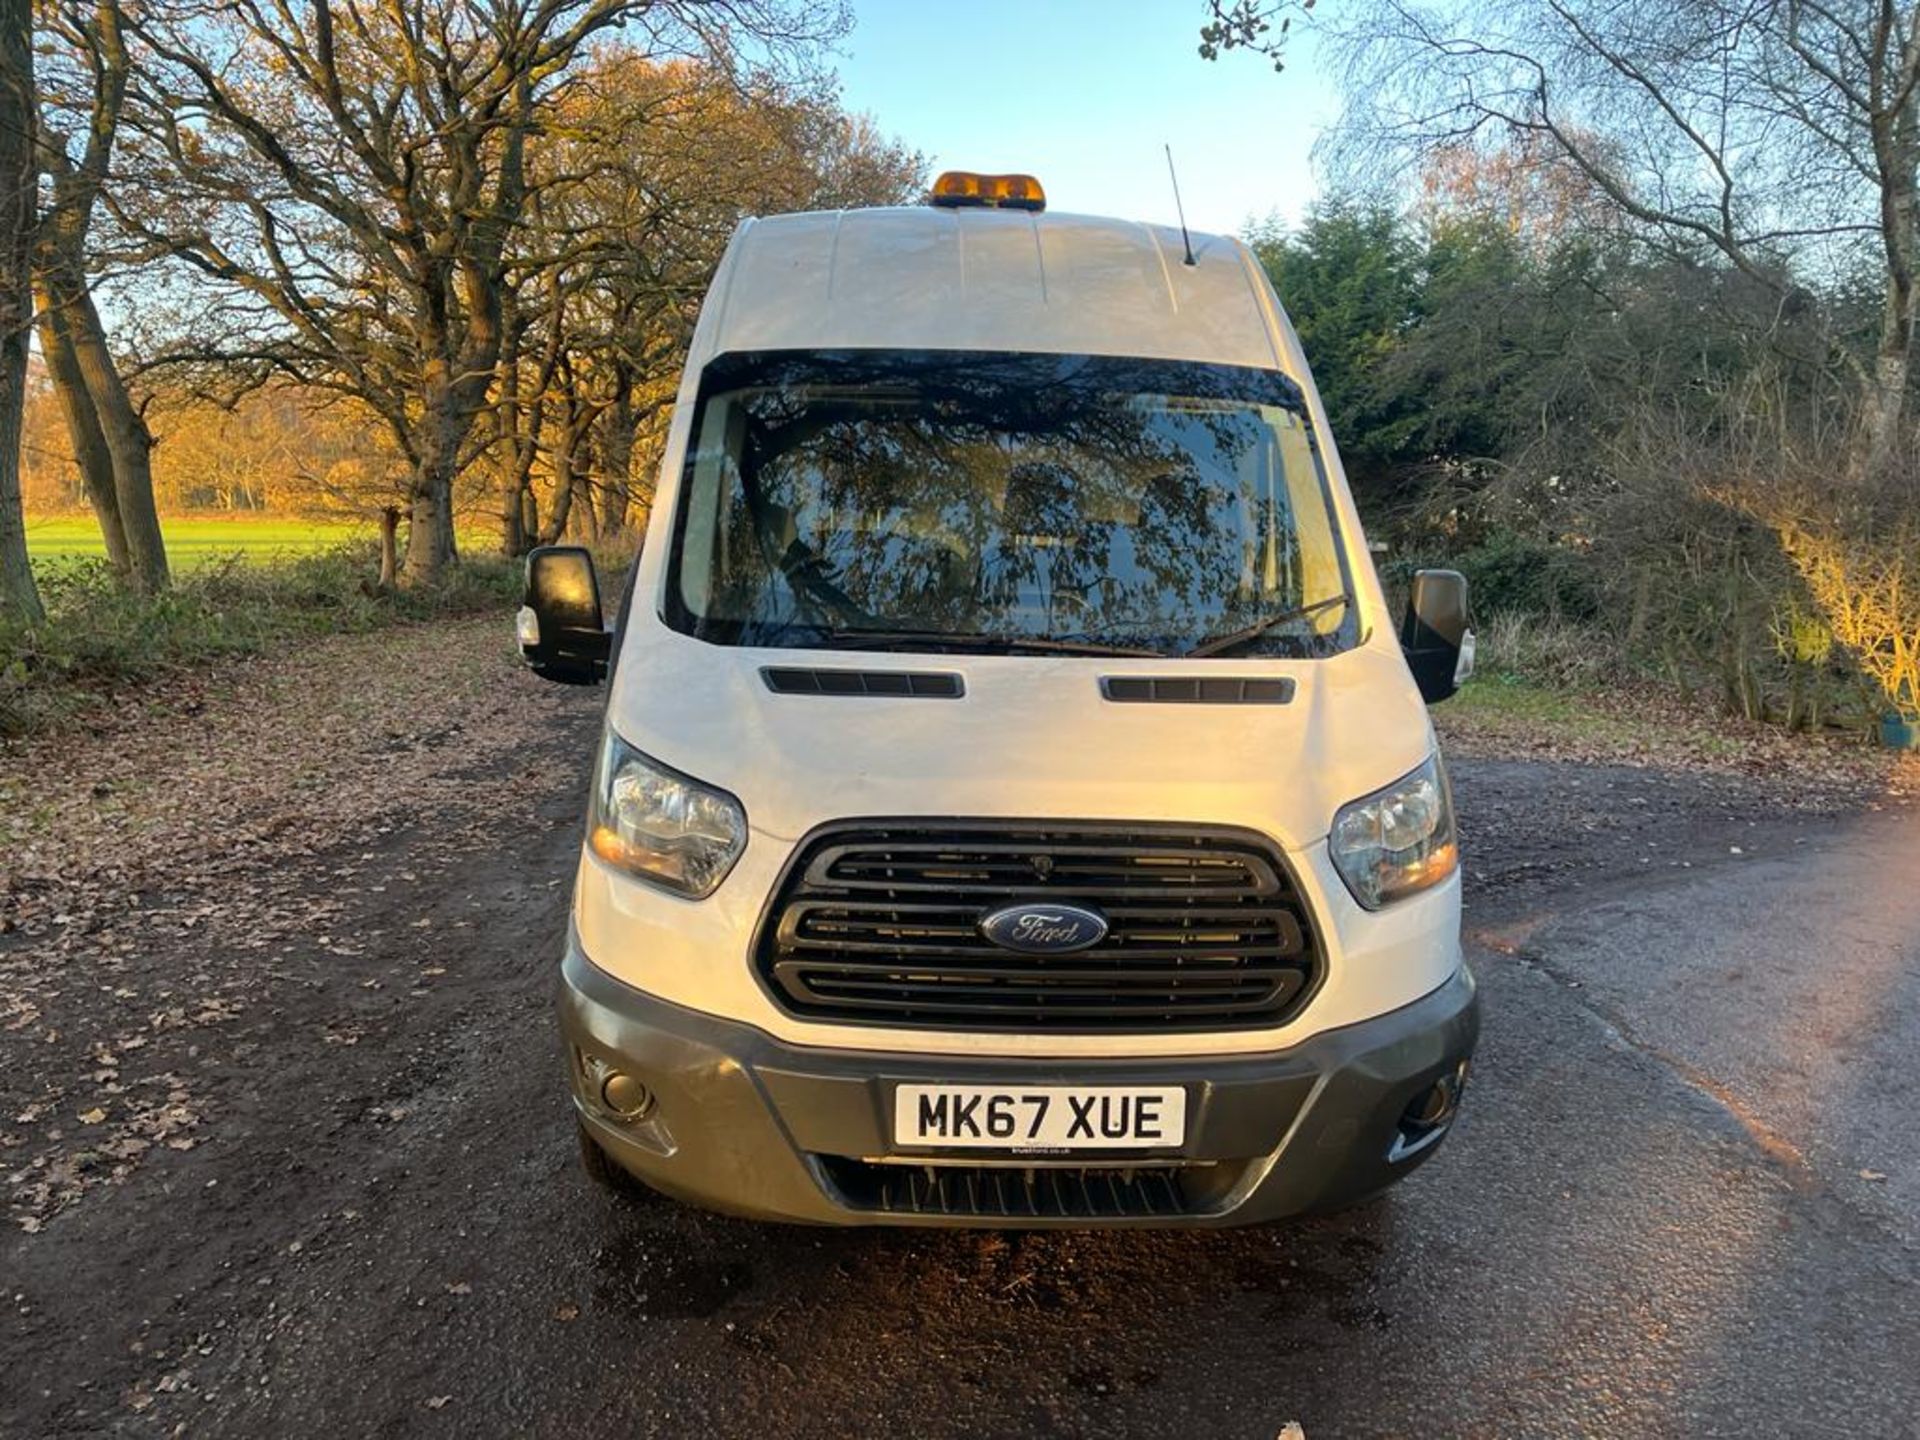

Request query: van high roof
[{"left": 698, "top": 206, "right": 1290, "bottom": 373}]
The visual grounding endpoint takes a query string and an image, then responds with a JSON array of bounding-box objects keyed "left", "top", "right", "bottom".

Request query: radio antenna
[{"left": 1164, "top": 144, "right": 1197, "bottom": 266}]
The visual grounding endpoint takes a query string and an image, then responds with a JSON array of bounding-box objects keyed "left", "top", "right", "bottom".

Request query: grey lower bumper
[{"left": 558, "top": 936, "right": 1479, "bottom": 1228}]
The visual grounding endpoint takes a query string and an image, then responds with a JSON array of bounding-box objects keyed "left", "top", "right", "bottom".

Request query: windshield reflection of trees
[{"left": 704, "top": 354, "right": 1348, "bottom": 655}]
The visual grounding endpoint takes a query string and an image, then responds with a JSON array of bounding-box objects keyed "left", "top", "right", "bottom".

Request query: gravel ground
[{"left": 3, "top": 619, "right": 1916, "bottom": 1437}]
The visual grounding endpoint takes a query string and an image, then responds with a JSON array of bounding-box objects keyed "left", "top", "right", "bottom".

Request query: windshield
[{"left": 665, "top": 350, "right": 1356, "bottom": 658}]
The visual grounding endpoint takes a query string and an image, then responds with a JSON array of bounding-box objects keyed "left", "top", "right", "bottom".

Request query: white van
[{"left": 518, "top": 173, "right": 1478, "bottom": 1226}]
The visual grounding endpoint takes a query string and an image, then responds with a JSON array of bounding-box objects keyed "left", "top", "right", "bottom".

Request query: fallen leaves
[
  {"left": 3, "top": 615, "right": 591, "bottom": 1232},
  {"left": 1439, "top": 678, "right": 1914, "bottom": 810}
]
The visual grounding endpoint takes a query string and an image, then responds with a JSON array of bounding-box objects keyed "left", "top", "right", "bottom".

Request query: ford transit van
[{"left": 518, "top": 173, "right": 1478, "bottom": 1226}]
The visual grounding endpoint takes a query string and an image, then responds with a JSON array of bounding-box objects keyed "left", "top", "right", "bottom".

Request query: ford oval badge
[{"left": 979, "top": 902, "right": 1109, "bottom": 954}]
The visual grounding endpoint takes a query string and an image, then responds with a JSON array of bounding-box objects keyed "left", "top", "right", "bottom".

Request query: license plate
[{"left": 893, "top": 1084, "right": 1187, "bottom": 1151}]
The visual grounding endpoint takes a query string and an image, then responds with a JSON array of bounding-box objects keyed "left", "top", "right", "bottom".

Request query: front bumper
[{"left": 558, "top": 934, "right": 1479, "bottom": 1227}]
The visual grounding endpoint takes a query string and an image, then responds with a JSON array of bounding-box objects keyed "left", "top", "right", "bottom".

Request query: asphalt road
[{"left": 6, "top": 696, "right": 1918, "bottom": 1438}]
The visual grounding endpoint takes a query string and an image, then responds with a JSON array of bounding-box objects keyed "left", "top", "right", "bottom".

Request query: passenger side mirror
[
  {"left": 1400, "top": 569, "right": 1474, "bottom": 704},
  {"left": 517, "top": 545, "right": 610, "bottom": 686}
]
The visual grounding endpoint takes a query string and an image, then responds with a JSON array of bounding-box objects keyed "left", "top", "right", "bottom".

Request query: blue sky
[{"left": 830, "top": 1, "right": 1337, "bottom": 236}]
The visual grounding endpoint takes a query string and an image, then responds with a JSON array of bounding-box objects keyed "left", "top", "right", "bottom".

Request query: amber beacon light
[{"left": 928, "top": 171, "right": 1047, "bottom": 212}]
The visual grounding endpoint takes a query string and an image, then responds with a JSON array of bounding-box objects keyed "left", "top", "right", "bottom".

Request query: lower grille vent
[{"left": 816, "top": 1157, "right": 1238, "bottom": 1219}]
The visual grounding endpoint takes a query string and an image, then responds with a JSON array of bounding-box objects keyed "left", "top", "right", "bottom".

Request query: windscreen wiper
[
  {"left": 1185, "top": 593, "right": 1352, "bottom": 658},
  {"left": 809, "top": 628, "right": 1165, "bottom": 658}
]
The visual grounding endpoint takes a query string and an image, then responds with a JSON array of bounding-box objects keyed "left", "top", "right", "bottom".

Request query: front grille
[
  {"left": 815, "top": 1156, "right": 1238, "bottom": 1219},
  {"left": 755, "top": 822, "right": 1322, "bottom": 1032}
]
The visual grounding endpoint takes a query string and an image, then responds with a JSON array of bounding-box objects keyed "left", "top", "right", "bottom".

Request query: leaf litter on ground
[{"left": 1, "top": 616, "right": 589, "bottom": 1231}]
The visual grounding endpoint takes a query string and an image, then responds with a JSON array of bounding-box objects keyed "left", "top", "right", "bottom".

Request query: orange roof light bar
[{"left": 929, "top": 171, "right": 1046, "bottom": 212}]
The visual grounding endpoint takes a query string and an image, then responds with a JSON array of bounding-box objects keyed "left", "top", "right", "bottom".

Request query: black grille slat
[
  {"left": 796, "top": 975, "right": 1291, "bottom": 1004},
  {"left": 756, "top": 822, "right": 1322, "bottom": 1033},
  {"left": 786, "top": 919, "right": 1298, "bottom": 953},
  {"left": 786, "top": 983, "right": 1304, "bottom": 1019},
  {"left": 811, "top": 842, "right": 1278, "bottom": 900},
  {"left": 782, "top": 962, "right": 1295, "bottom": 985},
  {"left": 786, "top": 904, "right": 1304, "bottom": 962}
]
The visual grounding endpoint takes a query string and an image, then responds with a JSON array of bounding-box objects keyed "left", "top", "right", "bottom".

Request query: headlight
[
  {"left": 587, "top": 731, "right": 746, "bottom": 898},
  {"left": 1329, "top": 754, "right": 1458, "bottom": 909}
]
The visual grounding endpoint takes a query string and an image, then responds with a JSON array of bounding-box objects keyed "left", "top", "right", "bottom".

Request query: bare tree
[
  {"left": 114, "top": 0, "right": 844, "bottom": 586},
  {"left": 1305, "top": 0, "right": 1920, "bottom": 477},
  {"left": 0, "top": 0, "right": 41, "bottom": 621},
  {"left": 36, "top": 0, "right": 169, "bottom": 592},
  {"left": 489, "top": 51, "right": 921, "bottom": 552}
]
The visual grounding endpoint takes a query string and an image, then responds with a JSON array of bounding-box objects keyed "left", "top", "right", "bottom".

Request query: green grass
[
  {"left": 1445, "top": 672, "right": 1591, "bottom": 727},
  {"left": 25, "top": 515, "right": 496, "bottom": 568},
  {"left": 1439, "top": 669, "right": 1657, "bottom": 749},
  {"left": 26, "top": 515, "right": 367, "bottom": 566}
]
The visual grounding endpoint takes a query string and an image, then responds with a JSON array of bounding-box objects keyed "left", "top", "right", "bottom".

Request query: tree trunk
[
  {"left": 1858, "top": 341, "right": 1910, "bottom": 478},
  {"left": 0, "top": 343, "right": 33, "bottom": 622},
  {"left": 401, "top": 388, "right": 461, "bottom": 586},
  {"left": 597, "top": 393, "right": 633, "bottom": 533},
  {"left": 401, "top": 457, "right": 457, "bottom": 584},
  {"left": 499, "top": 472, "right": 525, "bottom": 557},
  {"left": 495, "top": 395, "right": 542, "bottom": 559},
  {"left": 378, "top": 505, "right": 400, "bottom": 588},
  {"left": 536, "top": 456, "right": 574, "bottom": 545},
  {"left": 491, "top": 329, "right": 529, "bottom": 558},
  {"left": 35, "top": 277, "right": 127, "bottom": 575},
  {"left": 1862, "top": 44, "right": 1919, "bottom": 481},
  {"left": 595, "top": 467, "right": 626, "bottom": 533},
  {"left": 0, "top": 0, "right": 41, "bottom": 623},
  {"left": 572, "top": 450, "right": 600, "bottom": 543},
  {"left": 51, "top": 273, "right": 166, "bottom": 591}
]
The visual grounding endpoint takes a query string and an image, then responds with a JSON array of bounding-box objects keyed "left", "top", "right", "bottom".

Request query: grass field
[
  {"left": 26, "top": 516, "right": 369, "bottom": 567},
  {"left": 24, "top": 515, "right": 497, "bottom": 568}
]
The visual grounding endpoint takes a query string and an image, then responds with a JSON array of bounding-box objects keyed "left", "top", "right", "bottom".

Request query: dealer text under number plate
[{"left": 893, "top": 1084, "right": 1187, "bottom": 1151}]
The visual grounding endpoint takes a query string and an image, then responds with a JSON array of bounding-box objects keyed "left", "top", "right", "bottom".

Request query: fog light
[
  {"left": 1388, "top": 1061, "right": 1468, "bottom": 1163},
  {"left": 1408, "top": 1077, "right": 1458, "bottom": 1128},
  {"left": 600, "top": 1071, "right": 654, "bottom": 1119}
]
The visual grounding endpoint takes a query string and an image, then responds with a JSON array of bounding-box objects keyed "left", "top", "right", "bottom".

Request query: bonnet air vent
[
  {"left": 761, "top": 667, "right": 964, "bottom": 698},
  {"left": 1101, "top": 677, "right": 1295, "bottom": 705}
]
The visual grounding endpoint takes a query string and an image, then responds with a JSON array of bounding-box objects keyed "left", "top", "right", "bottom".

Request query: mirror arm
[{"left": 521, "top": 621, "right": 610, "bottom": 685}]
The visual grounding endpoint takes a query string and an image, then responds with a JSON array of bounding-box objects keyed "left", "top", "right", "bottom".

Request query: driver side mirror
[
  {"left": 517, "top": 545, "right": 610, "bottom": 686},
  {"left": 1400, "top": 569, "right": 1474, "bottom": 704}
]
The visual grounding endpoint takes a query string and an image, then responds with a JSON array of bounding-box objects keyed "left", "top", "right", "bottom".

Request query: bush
[
  {"left": 0, "top": 543, "right": 523, "bottom": 736},
  {"left": 1380, "top": 528, "right": 1601, "bottom": 621},
  {"left": 1472, "top": 611, "right": 1617, "bottom": 689},
  {"left": 1447, "top": 531, "right": 1600, "bottom": 620},
  {"left": 1758, "top": 496, "right": 1920, "bottom": 724}
]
